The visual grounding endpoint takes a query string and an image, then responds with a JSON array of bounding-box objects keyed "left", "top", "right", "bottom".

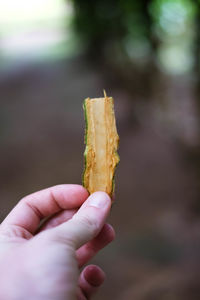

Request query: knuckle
[{"left": 79, "top": 215, "right": 99, "bottom": 235}]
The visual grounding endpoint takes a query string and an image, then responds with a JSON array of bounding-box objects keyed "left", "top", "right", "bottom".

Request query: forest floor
[{"left": 0, "top": 56, "right": 200, "bottom": 299}]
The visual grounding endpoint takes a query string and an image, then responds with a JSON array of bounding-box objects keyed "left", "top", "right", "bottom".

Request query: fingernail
[{"left": 88, "top": 192, "right": 110, "bottom": 208}]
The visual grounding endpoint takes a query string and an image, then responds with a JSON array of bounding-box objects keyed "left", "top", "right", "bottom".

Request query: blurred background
[{"left": 0, "top": 0, "right": 200, "bottom": 299}]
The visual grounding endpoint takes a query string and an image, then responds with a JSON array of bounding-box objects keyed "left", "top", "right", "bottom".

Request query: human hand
[{"left": 0, "top": 185, "right": 114, "bottom": 300}]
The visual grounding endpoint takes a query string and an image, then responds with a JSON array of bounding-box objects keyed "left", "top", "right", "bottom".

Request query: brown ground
[{"left": 0, "top": 56, "right": 200, "bottom": 299}]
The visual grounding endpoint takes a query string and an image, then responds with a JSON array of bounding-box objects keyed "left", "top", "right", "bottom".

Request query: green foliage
[
  {"left": 70, "top": 0, "right": 152, "bottom": 54},
  {"left": 149, "top": 0, "right": 197, "bottom": 37},
  {"left": 70, "top": 0, "right": 124, "bottom": 43}
]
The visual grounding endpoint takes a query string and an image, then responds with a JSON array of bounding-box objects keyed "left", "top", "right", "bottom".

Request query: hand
[{"left": 0, "top": 185, "right": 114, "bottom": 300}]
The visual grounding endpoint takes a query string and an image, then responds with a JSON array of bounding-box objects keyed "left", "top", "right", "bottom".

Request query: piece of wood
[{"left": 83, "top": 92, "right": 119, "bottom": 197}]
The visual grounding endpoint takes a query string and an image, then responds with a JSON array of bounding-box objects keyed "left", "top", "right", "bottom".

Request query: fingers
[
  {"left": 77, "top": 223, "right": 115, "bottom": 267},
  {"left": 40, "top": 215, "right": 115, "bottom": 267},
  {"left": 37, "top": 209, "right": 78, "bottom": 233},
  {"left": 78, "top": 265, "right": 105, "bottom": 299},
  {"left": 1, "top": 185, "right": 88, "bottom": 235},
  {"left": 47, "top": 192, "right": 111, "bottom": 249}
]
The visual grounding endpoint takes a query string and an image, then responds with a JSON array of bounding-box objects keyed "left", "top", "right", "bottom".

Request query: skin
[{"left": 0, "top": 185, "right": 115, "bottom": 300}]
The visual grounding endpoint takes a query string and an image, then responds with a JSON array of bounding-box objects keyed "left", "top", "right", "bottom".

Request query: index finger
[{"left": 1, "top": 184, "right": 89, "bottom": 234}]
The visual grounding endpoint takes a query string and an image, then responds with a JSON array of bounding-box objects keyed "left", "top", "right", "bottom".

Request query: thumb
[{"left": 46, "top": 192, "right": 111, "bottom": 249}]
